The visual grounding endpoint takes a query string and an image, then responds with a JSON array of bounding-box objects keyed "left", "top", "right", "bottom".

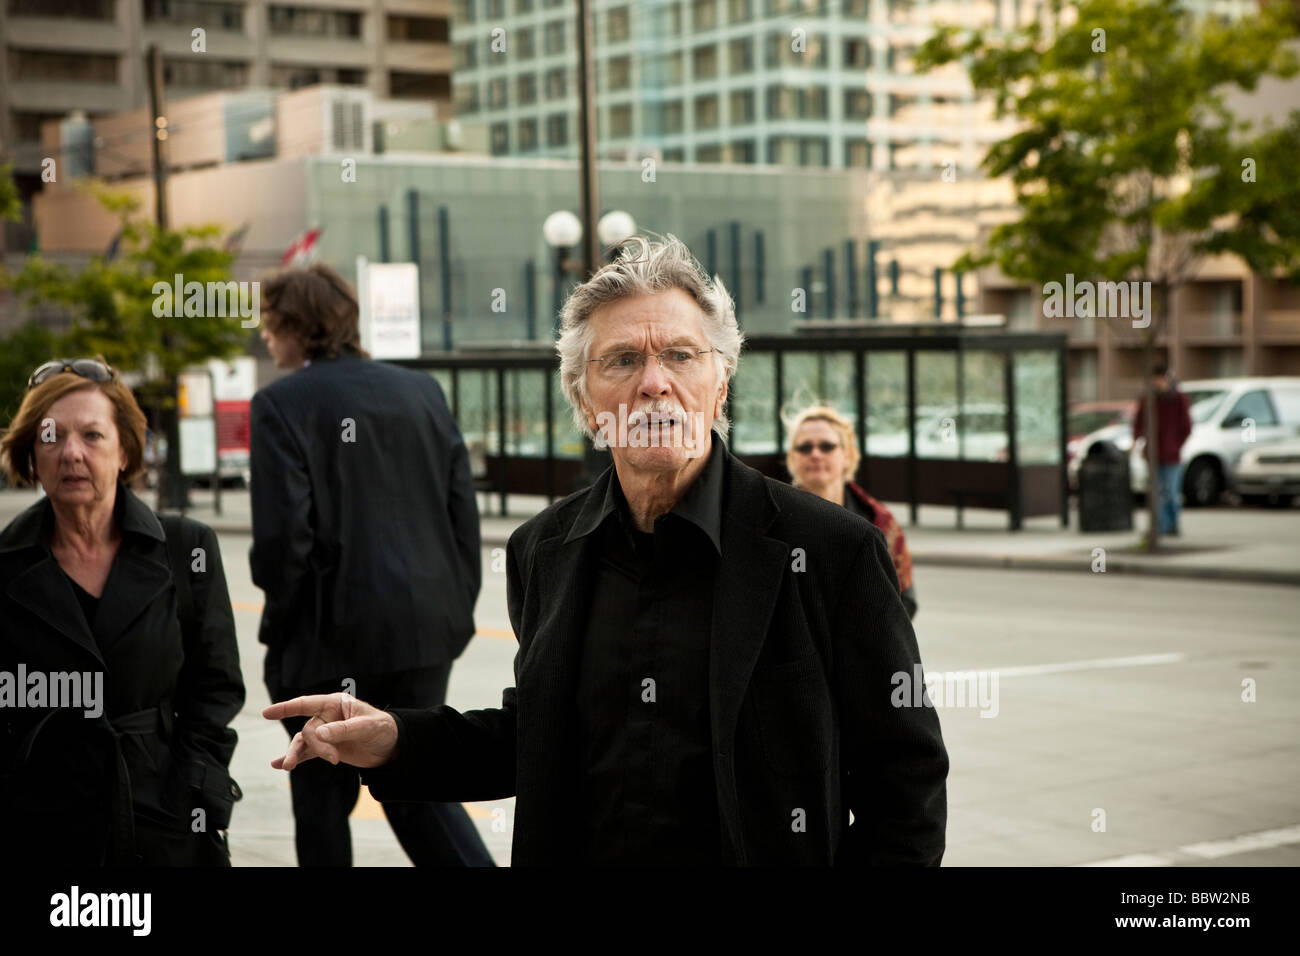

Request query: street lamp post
[{"left": 542, "top": 210, "right": 583, "bottom": 337}]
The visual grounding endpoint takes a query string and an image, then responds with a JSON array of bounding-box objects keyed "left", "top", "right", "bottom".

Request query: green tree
[
  {"left": 915, "top": 0, "right": 1300, "bottom": 550},
  {"left": 2, "top": 183, "right": 252, "bottom": 505}
]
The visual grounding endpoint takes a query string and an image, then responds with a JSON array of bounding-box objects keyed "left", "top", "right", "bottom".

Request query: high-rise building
[{"left": 0, "top": 0, "right": 454, "bottom": 179}]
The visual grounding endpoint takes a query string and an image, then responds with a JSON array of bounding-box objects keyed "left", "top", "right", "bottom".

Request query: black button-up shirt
[{"left": 569, "top": 436, "right": 727, "bottom": 865}]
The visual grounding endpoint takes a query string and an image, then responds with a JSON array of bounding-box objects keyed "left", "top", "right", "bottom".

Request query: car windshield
[
  {"left": 1186, "top": 389, "right": 1228, "bottom": 424},
  {"left": 1070, "top": 410, "right": 1123, "bottom": 435}
]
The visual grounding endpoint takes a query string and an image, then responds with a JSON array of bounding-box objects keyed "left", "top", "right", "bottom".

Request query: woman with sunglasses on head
[
  {"left": 0, "top": 358, "right": 244, "bottom": 866},
  {"left": 786, "top": 405, "right": 918, "bottom": 620}
]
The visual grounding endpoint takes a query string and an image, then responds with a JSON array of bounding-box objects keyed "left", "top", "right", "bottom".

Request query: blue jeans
[{"left": 1156, "top": 463, "right": 1183, "bottom": 534}]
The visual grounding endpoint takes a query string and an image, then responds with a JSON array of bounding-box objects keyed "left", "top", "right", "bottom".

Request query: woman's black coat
[{"left": 0, "top": 484, "right": 244, "bottom": 865}]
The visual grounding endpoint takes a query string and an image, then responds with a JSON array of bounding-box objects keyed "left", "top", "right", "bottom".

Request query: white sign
[
  {"left": 208, "top": 357, "right": 257, "bottom": 400},
  {"left": 179, "top": 372, "right": 213, "bottom": 418},
  {"left": 179, "top": 418, "right": 218, "bottom": 475},
  {"left": 360, "top": 260, "right": 421, "bottom": 359}
]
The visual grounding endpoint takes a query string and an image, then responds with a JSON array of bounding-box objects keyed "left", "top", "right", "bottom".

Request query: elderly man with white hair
[{"left": 265, "top": 235, "right": 949, "bottom": 866}]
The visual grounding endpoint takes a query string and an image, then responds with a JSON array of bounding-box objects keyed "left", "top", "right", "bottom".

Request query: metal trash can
[{"left": 1078, "top": 440, "right": 1133, "bottom": 532}]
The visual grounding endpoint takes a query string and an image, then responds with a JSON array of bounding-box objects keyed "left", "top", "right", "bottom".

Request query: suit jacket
[
  {"left": 249, "top": 352, "right": 481, "bottom": 691},
  {"left": 365, "top": 440, "right": 949, "bottom": 866},
  {"left": 0, "top": 485, "right": 244, "bottom": 865}
]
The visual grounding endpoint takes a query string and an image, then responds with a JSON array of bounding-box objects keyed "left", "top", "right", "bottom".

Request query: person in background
[
  {"left": 0, "top": 358, "right": 244, "bottom": 865},
  {"left": 786, "top": 405, "right": 918, "bottom": 620},
  {"left": 1132, "top": 362, "right": 1193, "bottom": 536},
  {"left": 251, "top": 264, "right": 494, "bottom": 867}
]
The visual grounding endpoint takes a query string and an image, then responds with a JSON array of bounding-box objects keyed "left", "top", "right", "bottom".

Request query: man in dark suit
[
  {"left": 265, "top": 237, "right": 948, "bottom": 865},
  {"left": 251, "top": 263, "right": 493, "bottom": 866}
]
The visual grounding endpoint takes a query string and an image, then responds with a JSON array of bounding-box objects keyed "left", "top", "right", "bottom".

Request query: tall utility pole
[
  {"left": 575, "top": 0, "right": 600, "bottom": 281},
  {"left": 147, "top": 44, "right": 188, "bottom": 509}
]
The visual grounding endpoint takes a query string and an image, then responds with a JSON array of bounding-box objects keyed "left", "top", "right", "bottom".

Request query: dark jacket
[
  {"left": 249, "top": 352, "right": 481, "bottom": 692},
  {"left": 0, "top": 485, "right": 244, "bottom": 865},
  {"left": 1133, "top": 387, "right": 1193, "bottom": 466},
  {"left": 364, "top": 442, "right": 949, "bottom": 866}
]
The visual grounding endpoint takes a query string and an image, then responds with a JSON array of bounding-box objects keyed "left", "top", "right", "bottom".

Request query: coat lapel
[
  {"left": 95, "top": 487, "right": 171, "bottom": 651},
  {"left": 5, "top": 555, "right": 104, "bottom": 666}
]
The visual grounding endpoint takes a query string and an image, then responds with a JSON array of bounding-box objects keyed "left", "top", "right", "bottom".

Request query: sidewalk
[{"left": 3, "top": 485, "right": 1296, "bottom": 586}]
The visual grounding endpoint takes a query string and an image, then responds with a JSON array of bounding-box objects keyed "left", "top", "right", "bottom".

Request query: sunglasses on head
[
  {"left": 27, "top": 359, "right": 117, "bottom": 390},
  {"left": 793, "top": 441, "right": 839, "bottom": 455}
]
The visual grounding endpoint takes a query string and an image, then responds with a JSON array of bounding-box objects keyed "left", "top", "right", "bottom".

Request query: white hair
[{"left": 556, "top": 233, "right": 744, "bottom": 439}]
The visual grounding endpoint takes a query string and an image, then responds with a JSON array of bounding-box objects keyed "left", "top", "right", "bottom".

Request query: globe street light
[
  {"left": 596, "top": 210, "right": 637, "bottom": 258},
  {"left": 543, "top": 210, "right": 583, "bottom": 336}
]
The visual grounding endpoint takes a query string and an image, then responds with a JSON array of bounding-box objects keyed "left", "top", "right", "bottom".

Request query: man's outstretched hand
[{"left": 263, "top": 694, "right": 398, "bottom": 771}]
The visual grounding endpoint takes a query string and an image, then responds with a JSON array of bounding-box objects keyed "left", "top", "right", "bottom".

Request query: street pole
[
  {"left": 147, "top": 44, "right": 188, "bottom": 510},
  {"left": 575, "top": 0, "right": 607, "bottom": 487}
]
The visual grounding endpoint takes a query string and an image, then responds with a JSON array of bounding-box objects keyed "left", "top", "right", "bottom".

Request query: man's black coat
[
  {"left": 365, "top": 441, "right": 949, "bottom": 865},
  {"left": 250, "top": 352, "right": 481, "bottom": 692},
  {"left": 0, "top": 486, "right": 244, "bottom": 864}
]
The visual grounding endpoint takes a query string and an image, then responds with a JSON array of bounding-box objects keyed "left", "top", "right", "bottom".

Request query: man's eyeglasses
[
  {"left": 27, "top": 359, "right": 117, "bottom": 390},
  {"left": 793, "top": 441, "right": 839, "bottom": 455},
  {"left": 588, "top": 347, "right": 715, "bottom": 380}
]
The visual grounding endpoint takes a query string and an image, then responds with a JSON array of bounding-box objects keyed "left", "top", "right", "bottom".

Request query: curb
[{"left": 180, "top": 522, "right": 1300, "bottom": 588}]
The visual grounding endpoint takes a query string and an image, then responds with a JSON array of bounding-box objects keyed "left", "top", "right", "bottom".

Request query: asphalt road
[{"left": 213, "top": 532, "right": 1299, "bottom": 867}]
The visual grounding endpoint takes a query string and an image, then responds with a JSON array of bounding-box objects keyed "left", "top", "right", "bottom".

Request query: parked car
[
  {"left": 1129, "top": 376, "right": 1300, "bottom": 506},
  {"left": 1234, "top": 437, "right": 1300, "bottom": 507}
]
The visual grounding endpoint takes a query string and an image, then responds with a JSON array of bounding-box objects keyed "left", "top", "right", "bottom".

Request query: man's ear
[{"left": 714, "top": 376, "right": 729, "bottom": 418}]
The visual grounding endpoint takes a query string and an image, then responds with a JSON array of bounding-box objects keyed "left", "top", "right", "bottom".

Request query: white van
[{"left": 1129, "top": 376, "right": 1300, "bottom": 506}]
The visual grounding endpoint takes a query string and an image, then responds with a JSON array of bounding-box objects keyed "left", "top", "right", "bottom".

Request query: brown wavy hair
[
  {"left": 260, "top": 263, "right": 369, "bottom": 360},
  {"left": 1, "top": 361, "right": 149, "bottom": 486}
]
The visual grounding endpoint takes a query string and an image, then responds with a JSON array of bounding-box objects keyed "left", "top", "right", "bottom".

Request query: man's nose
[{"left": 636, "top": 355, "right": 672, "bottom": 396}]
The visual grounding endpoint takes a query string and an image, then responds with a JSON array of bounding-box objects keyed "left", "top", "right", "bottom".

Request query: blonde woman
[{"left": 786, "top": 406, "right": 918, "bottom": 620}]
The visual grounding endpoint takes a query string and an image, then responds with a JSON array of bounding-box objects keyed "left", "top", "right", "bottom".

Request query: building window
[
  {"left": 609, "top": 104, "right": 633, "bottom": 137},
  {"left": 490, "top": 122, "right": 509, "bottom": 155},
  {"left": 843, "top": 0, "right": 868, "bottom": 16},
  {"left": 270, "top": 65, "right": 320, "bottom": 89},
  {"left": 8, "top": 49, "right": 117, "bottom": 82},
  {"left": 451, "top": 0, "right": 475, "bottom": 22},
  {"left": 800, "top": 137, "right": 828, "bottom": 166},
  {"left": 729, "top": 140, "right": 757, "bottom": 163},
  {"left": 484, "top": 0, "right": 504, "bottom": 16},
  {"left": 652, "top": 2, "right": 681, "bottom": 35},
  {"left": 268, "top": 5, "right": 362, "bottom": 38},
  {"left": 544, "top": 20, "right": 565, "bottom": 54},
  {"left": 546, "top": 113, "right": 568, "bottom": 146},
  {"left": 767, "top": 136, "right": 797, "bottom": 165},
  {"left": 163, "top": 57, "right": 248, "bottom": 89},
  {"left": 649, "top": 50, "right": 684, "bottom": 85},
  {"left": 663, "top": 148, "right": 685, "bottom": 162},
  {"left": 728, "top": 89, "right": 754, "bottom": 123},
  {"left": 727, "top": 0, "right": 753, "bottom": 21},
  {"left": 694, "top": 94, "right": 719, "bottom": 130},
  {"left": 607, "top": 6, "right": 630, "bottom": 42},
  {"left": 389, "top": 71, "right": 450, "bottom": 99},
  {"left": 518, "top": 117, "right": 538, "bottom": 150},
  {"left": 696, "top": 144, "right": 723, "bottom": 163},
  {"left": 387, "top": 15, "right": 448, "bottom": 42},
  {"left": 650, "top": 100, "right": 684, "bottom": 135},
  {"left": 544, "top": 67, "right": 567, "bottom": 99},
  {"left": 516, "top": 73, "right": 537, "bottom": 104},
  {"left": 454, "top": 41, "right": 477, "bottom": 69},
  {"left": 142, "top": 0, "right": 240, "bottom": 29},
  {"left": 692, "top": 44, "right": 718, "bottom": 80},
  {"left": 765, "top": 31, "right": 827, "bottom": 68},
  {"left": 691, "top": 0, "right": 716, "bottom": 30},
  {"left": 765, "top": 85, "right": 827, "bottom": 120},
  {"left": 515, "top": 0, "right": 533, "bottom": 11},
  {"left": 488, "top": 77, "right": 508, "bottom": 108},
  {"left": 605, "top": 55, "right": 632, "bottom": 90},
  {"left": 844, "top": 88, "right": 871, "bottom": 120},
  {"left": 844, "top": 38, "right": 871, "bottom": 70},
  {"left": 844, "top": 139, "right": 871, "bottom": 167},
  {"left": 454, "top": 83, "right": 480, "bottom": 114},
  {"left": 517, "top": 27, "right": 535, "bottom": 59},
  {"left": 727, "top": 38, "right": 753, "bottom": 74}
]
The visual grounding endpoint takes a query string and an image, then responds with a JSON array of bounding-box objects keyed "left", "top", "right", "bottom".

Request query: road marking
[
  {"left": 1078, "top": 823, "right": 1300, "bottom": 866},
  {"left": 984, "top": 652, "right": 1187, "bottom": 679},
  {"left": 230, "top": 600, "right": 516, "bottom": 643}
]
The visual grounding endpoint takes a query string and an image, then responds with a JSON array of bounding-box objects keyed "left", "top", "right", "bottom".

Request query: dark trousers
[{"left": 274, "top": 664, "right": 496, "bottom": 867}]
